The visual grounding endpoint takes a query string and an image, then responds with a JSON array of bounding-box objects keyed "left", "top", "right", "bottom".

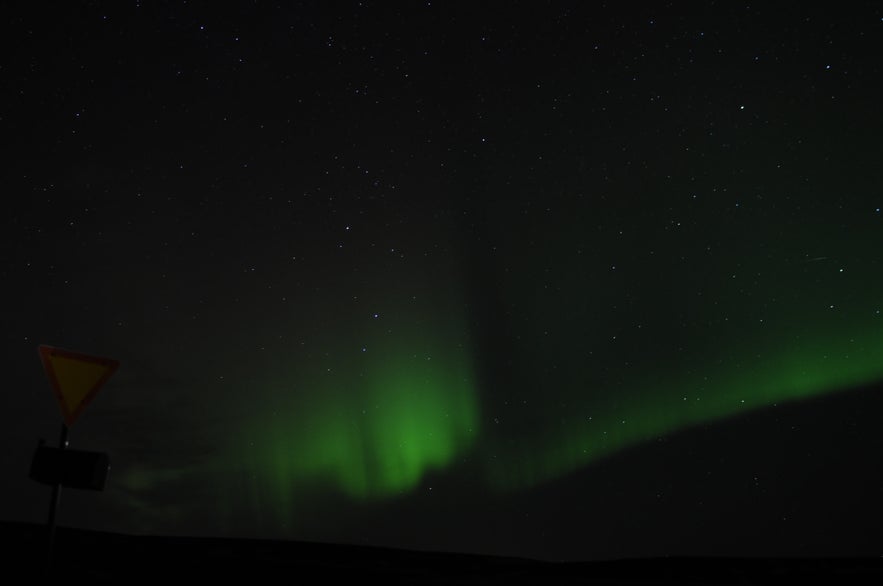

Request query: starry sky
[{"left": 3, "top": 1, "right": 883, "bottom": 561}]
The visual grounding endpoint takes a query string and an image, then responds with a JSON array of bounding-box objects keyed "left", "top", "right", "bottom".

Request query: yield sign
[{"left": 38, "top": 345, "right": 119, "bottom": 426}]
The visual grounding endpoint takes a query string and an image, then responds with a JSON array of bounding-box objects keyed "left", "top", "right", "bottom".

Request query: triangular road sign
[{"left": 38, "top": 345, "right": 119, "bottom": 426}]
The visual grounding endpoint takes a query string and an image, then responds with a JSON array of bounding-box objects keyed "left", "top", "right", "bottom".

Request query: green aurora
[
  {"left": 223, "top": 196, "right": 883, "bottom": 508},
  {"left": 228, "top": 288, "right": 883, "bottom": 509},
  {"left": 472, "top": 196, "right": 883, "bottom": 491},
  {"left": 198, "top": 200, "right": 881, "bottom": 534},
  {"left": 229, "top": 274, "right": 482, "bottom": 517},
  {"left": 481, "top": 321, "right": 883, "bottom": 491}
]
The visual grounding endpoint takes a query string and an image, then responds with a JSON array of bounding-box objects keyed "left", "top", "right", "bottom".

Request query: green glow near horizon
[
  {"left": 467, "top": 196, "right": 883, "bottom": 493},
  {"left": 232, "top": 306, "right": 883, "bottom": 514},
  {"left": 237, "top": 317, "right": 480, "bottom": 510},
  {"left": 220, "top": 205, "right": 883, "bottom": 528},
  {"left": 482, "top": 316, "right": 883, "bottom": 491}
]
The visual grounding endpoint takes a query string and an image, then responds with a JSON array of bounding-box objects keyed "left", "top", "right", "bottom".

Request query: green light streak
[
  {"left": 226, "top": 204, "right": 883, "bottom": 522},
  {"left": 238, "top": 316, "right": 479, "bottom": 510},
  {"left": 471, "top": 198, "right": 883, "bottom": 492},
  {"left": 484, "top": 322, "right": 883, "bottom": 491}
]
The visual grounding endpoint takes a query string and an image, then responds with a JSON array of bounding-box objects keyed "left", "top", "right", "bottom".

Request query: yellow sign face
[{"left": 38, "top": 345, "right": 119, "bottom": 426}]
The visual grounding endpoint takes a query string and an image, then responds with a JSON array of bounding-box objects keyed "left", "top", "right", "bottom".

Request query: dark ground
[{"left": 2, "top": 521, "right": 881, "bottom": 584}]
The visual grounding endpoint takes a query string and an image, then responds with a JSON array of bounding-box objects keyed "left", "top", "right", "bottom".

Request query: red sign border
[{"left": 38, "top": 345, "right": 120, "bottom": 426}]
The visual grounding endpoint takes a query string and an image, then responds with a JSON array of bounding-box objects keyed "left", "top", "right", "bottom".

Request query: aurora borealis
[
  {"left": 238, "top": 302, "right": 481, "bottom": 502},
  {"left": 4, "top": 1, "right": 883, "bottom": 562}
]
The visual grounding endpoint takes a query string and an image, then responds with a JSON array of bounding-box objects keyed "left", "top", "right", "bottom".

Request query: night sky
[{"left": 4, "top": 1, "right": 883, "bottom": 562}]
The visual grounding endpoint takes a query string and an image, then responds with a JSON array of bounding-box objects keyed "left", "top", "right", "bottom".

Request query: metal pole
[{"left": 46, "top": 422, "right": 68, "bottom": 575}]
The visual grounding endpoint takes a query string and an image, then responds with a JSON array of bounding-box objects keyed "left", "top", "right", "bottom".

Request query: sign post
[
  {"left": 45, "top": 423, "right": 68, "bottom": 568},
  {"left": 35, "top": 345, "right": 119, "bottom": 575}
]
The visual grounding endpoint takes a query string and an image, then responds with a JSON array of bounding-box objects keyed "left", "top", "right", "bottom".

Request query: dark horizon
[{"left": 7, "top": 521, "right": 882, "bottom": 585}]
